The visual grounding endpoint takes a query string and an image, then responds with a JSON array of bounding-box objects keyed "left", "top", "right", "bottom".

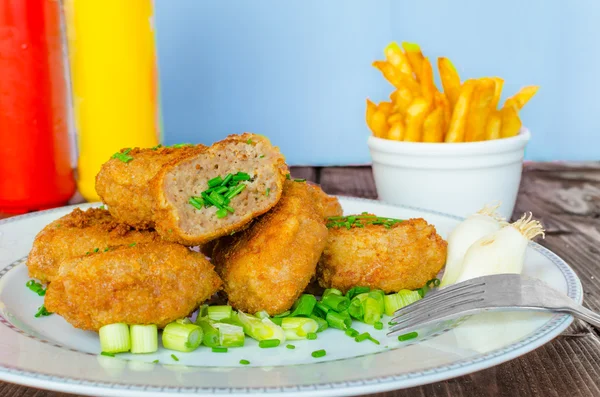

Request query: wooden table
[{"left": 1, "top": 163, "right": 599, "bottom": 397}]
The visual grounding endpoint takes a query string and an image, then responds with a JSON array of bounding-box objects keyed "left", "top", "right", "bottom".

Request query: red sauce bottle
[{"left": 0, "top": 0, "right": 75, "bottom": 214}]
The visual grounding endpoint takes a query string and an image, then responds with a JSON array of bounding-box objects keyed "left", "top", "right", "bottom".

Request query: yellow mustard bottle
[{"left": 64, "top": 0, "right": 160, "bottom": 201}]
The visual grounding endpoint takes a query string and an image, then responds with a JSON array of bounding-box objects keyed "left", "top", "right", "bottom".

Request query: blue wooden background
[{"left": 154, "top": 0, "right": 599, "bottom": 165}]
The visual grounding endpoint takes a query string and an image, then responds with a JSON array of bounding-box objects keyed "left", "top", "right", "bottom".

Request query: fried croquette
[
  {"left": 44, "top": 242, "right": 222, "bottom": 331},
  {"left": 212, "top": 180, "right": 328, "bottom": 315},
  {"left": 307, "top": 182, "right": 343, "bottom": 218},
  {"left": 27, "top": 207, "right": 160, "bottom": 283},
  {"left": 317, "top": 217, "right": 447, "bottom": 293},
  {"left": 151, "top": 133, "right": 288, "bottom": 245},
  {"left": 96, "top": 144, "right": 205, "bottom": 229}
]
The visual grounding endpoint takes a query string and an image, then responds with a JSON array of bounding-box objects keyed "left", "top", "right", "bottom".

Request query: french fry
[
  {"left": 423, "top": 107, "right": 445, "bottom": 142},
  {"left": 378, "top": 101, "right": 393, "bottom": 115},
  {"left": 387, "top": 112, "right": 403, "bottom": 125},
  {"left": 504, "top": 85, "right": 539, "bottom": 110},
  {"left": 387, "top": 120, "right": 405, "bottom": 141},
  {"left": 465, "top": 78, "right": 496, "bottom": 142},
  {"left": 499, "top": 105, "right": 522, "bottom": 138},
  {"left": 445, "top": 79, "right": 477, "bottom": 142},
  {"left": 373, "top": 60, "right": 401, "bottom": 87},
  {"left": 402, "top": 42, "right": 424, "bottom": 81},
  {"left": 490, "top": 77, "right": 504, "bottom": 110},
  {"left": 437, "top": 57, "right": 461, "bottom": 109},
  {"left": 366, "top": 99, "right": 377, "bottom": 127},
  {"left": 369, "top": 110, "right": 389, "bottom": 138},
  {"left": 384, "top": 42, "right": 414, "bottom": 76},
  {"left": 485, "top": 111, "right": 502, "bottom": 140},
  {"left": 435, "top": 91, "right": 451, "bottom": 137},
  {"left": 404, "top": 98, "right": 430, "bottom": 142},
  {"left": 420, "top": 57, "right": 437, "bottom": 103},
  {"left": 392, "top": 86, "right": 414, "bottom": 115}
]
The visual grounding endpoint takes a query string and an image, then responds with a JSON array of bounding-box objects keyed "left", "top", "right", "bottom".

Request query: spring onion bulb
[
  {"left": 362, "top": 297, "right": 382, "bottom": 325},
  {"left": 207, "top": 305, "right": 233, "bottom": 321},
  {"left": 309, "top": 315, "right": 329, "bottom": 332},
  {"left": 237, "top": 311, "right": 286, "bottom": 343},
  {"left": 213, "top": 323, "right": 245, "bottom": 347},
  {"left": 440, "top": 204, "right": 507, "bottom": 287},
  {"left": 455, "top": 213, "right": 545, "bottom": 283},
  {"left": 255, "top": 310, "right": 270, "bottom": 319},
  {"left": 99, "top": 323, "right": 131, "bottom": 354},
  {"left": 383, "top": 290, "right": 422, "bottom": 316},
  {"left": 130, "top": 324, "right": 158, "bottom": 354},
  {"left": 162, "top": 322, "right": 203, "bottom": 352},
  {"left": 281, "top": 317, "right": 319, "bottom": 340}
]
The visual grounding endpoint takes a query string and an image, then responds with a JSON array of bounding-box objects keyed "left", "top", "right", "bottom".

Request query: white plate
[{"left": 0, "top": 198, "right": 582, "bottom": 397}]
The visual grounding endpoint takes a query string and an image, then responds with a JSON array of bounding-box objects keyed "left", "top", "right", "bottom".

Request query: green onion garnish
[
  {"left": 374, "top": 321, "right": 384, "bottom": 330},
  {"left": 294, "top": 178, "right": 306, "bottom": 183},
  {"left": 26, "top": 280, "right": 46, "bottom": 296},
  {"left": 189, "top": 196, "right": 204, "bottom": 210},
  {"left": 213, "top": 323, "right": 245, "bottom": 347},
  {"left": 171, "top": 143, "right": 193, "bottom": 148},
  {"left": 152, "top": 359, "right": 159, "bottom": 363},
  {"left": 307, "top": 332, "right": 317, "bottom": 340},
  {"left": 104, "top": 247, "right": 110, "bottom": 252},
  {"left": 321, "top": 294, "right": 350, "bottom": 313},
  {"left": 265, "top": 188, "right": 270, "bottom": 196},
  {"left": 274, "top": 310, "right": 290, "bottom": 318},
  {"left": 384, "top": 290, "right": 421, "bottom": 316},
  {"left": 289, "top": 294, "right": 317, "bottom": 317},
  {"left": 240, "top": 359, "right": 250, "bottom": 365},
  {"left": 237, "top": 312, "right": 285, "bottom": 343},
  {"left": 259, "top": 339, "right": 281, "bottom": 348},
  {"left": 212, "top": 347, "right": 228, "bottom": 353},
  {"left": 99, "top": 323, "right": 130, "bottom": 353},
  {"left": 286, "top": 344, "right": 296, "bottom": 349},
  {"left": 34, "top": 304, "right": 52, "bottom": 318},
  {"left": 94, "top": 247, "right": 99, "bottom": 253},
  {"left": 286, "top": 173, "right": 291, "bottom": 180},
  {"left": 171, "top": 354, "right": 179, "bottom": 361},
  {"left": 346, "top": 286, "right": 370, "bottom": 300},
  {"left": 345, "top": 328, "right": 359, "bottom": 338},
  {"left": 398, "top": 331, "right": 419, "bottom": 342},
  {"left": 281, "top": 317, "right": 318, "bottom": 340},
  {"left": 207, "top": 305, "right": 233, "bottom": 321},
  {"left": 100, "top": 352, "right": 115, "bottom": 357},
  {"left": 162, "top": 321, "right": 203, "bottom": 352},
  {"left": 309, "top": 315, "right": 329, "bottom": 332},
  {"left": 111, "top": 149, "right": 133, "bottom": 163},
  {"left": 259, "top": 154, "right": 265, "bottom": 158},
  {"left": 314, "top": 302, "right": 330, "bottom": 317},
  {"left": 326, "top": 214, "right": 403, "bottom": 229},
  {"left": 326, "top": 311, "right": 351, "bottom": 330},
  {"left": 355, "top": 332, "right": 370, "bottom": 342},
  {"left": 151, "top": 144, "right": 163, "bottom": 150},
  {"left": 246, "top": 139, "right": 253, "bottom": 144},
  {"left": 311, "top": 349, "right": 326, "bottom": 358},
  {"left": 130, "top": 324, "right": 158, "bottom": 354},
  {"left": 216, "top": 208, "right": 228, "bottom": 218},
  {"left": 195, "top": 319, "right": 220, "bottom": 348},
  {"left": 208, "top": 176, "right": 224, "bottom": 187},
  {"left": 323, "top": 288, "right": 343, "bottom": 297},
  {"left": 363, "top": 296, "right": 382, "bottom": 325}
]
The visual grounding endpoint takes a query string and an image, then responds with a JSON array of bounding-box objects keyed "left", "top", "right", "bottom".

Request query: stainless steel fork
[{"left": 387, "top": 273, "right": 600, "bottom": 336}]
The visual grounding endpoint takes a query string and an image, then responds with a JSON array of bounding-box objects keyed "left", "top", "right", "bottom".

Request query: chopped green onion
[
  {"left": 212, "top": 347, "right": 228, "bottom": 353},
  {"left": 270, "top": 317, "right": 283, "bottom": 326},
  {"left": 345, "top": 328, "right": 359, "bottom": 338},
  {"left": 195, "top": 319, "right": 220, "bottom": 348},
  {"left": 363, "top": 297, "right": 382, "bottom": 325},
  {"left": 224, "top": 183, "right": 246, "bottom": 199},
  {"left": 307, "top": 332, "right": 317, "bottom": 340},
  {"left": 213, "top": 323, "right": 245, "bottom": 347},
  {"left": 100, "top": 352, "right": 115, "bottom": 357},
  {"left": 314, "top": 302, "right": 330, "bottom": 318},
  {"left": 368, "top": 335, "right": 381, "bottom": 345},
  {"left": 216, "top": 208, "right": 228, "bottom": 218},
  {"left": 171, "top": 143, "right": 193, "bottom": 148},
  {"left": 151, "top": 144, "right": 162, "bottom": 150},
  {"left": 162, "top": 321, "right": 203, "bottom": 352},
  {"left": 232, "top": 172, "right": 251, "bottom": 181},
  {"left": 240, "top": 359, "right": 250, "bottom": 365},
  {"left": 289, "top": 294, "right": 317, "bottom": 317},
  {"left": 224, "top": 205, "right": 235, "bottom": 213},
  {"left": 34, "top": 304, "right": 52, "bottom": 317},
  {"left": 111, "top": 150, "right": 133, "bottom": 163},
  {"left": 398, "top": 331, "right": 419, "bottom": 342},
  {"left": 176, "top": 318, "right": 192, "bottom": 325},
  {"left": 130, "top": 325, "right": 158, "bottom": 354},
  {"left": 273, "top": 310, "right": 290, "bottom": 318},
  {"left": 208, "top": 176, "right": 224, "bottom": 187},
  {"left": 326, "top": 311, "right": 352, "bottom": 330},
  {"left": 198, "top": 304, "right": 209, "bottom": 318},
  {"left": 355, "top": 332, "right": 370, "bottom": 342},
  {"left": 374, "top": 321, "right": 384, "bottom": 330},
  {"left": 189, "top": 197, "right": 204, "bottom": 210},
  {"left": 346, "top": 286, "right": 370, "bottom": 300},
  {"left": 246, "top": 139, "right": 253, "bottom": 144},
  {"left": 99, "top": 323, "right": 130, "bottom": 353},
  {"left": 26, "top": 280, "right": 46, "bottom": 296},
  {"left": 237, "top": 311, "right": 285, "bottom": 342},
  {"left": 286, "top": 344, "right": 296, "bottom": 349},
  {"left": 294, "top": 178, "right": 306, "bottom": 183},
  {"left": 383, "top": 290, "right": 422, "bottom": 316},
  {"left": 265, "top": 188, "right": 270, "bottom": 196},
  {"left": 309, "top": 315, "right": 329, "bottom": 332},
  {"left": 369, "top": 290, "right": 385, "bottom": 312},
  {"left": 201, "top": 191, "right": 222, "bottom": 209},
  {"left": 281, "top": 317, "right": 318, "bottom": 340},
  {"left": 207, "top": 305, "right": 233, "bottom": 321},
  {"left": 286, "top": 173, "right": 291, "bottom": 180},
  {"left": 321, "top": 294, "right": 350, "bottom": 313},
  {"left": 259, "top": 154, "right": 265, "bottom": 158},
  {"left": 311, "top": 349, "right": 326, "bottom": 358},
  {"left": 259, "top": 339, "right": 281, "bottom": 348},
  {"left": 348, "top": 298, "right": 364, "bottom": 321},
  {"left": 255, "top": 310, "right": 270, "bottom": 319},
  {"left": 171, "top": 354, "right": 179, "bottom": 361},
  {"left": 152, "top": 359, "right": 159, "bottom": 363},
  {"left": 220, "top": 174, "right": 233, "bottom": 186},
  {"left": 93, "top": 247, "right": 99, "bottom": 253},
  {"left": 323, "top": 288, "right": 343, "bottom": 297},
  {"left": 209, "top": 190, "right": 226, "bottom": 206}
]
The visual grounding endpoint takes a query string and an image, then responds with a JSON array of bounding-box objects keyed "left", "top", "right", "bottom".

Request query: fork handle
[{"left": 560, "top": 305, "right": 600, "bottom": 329}]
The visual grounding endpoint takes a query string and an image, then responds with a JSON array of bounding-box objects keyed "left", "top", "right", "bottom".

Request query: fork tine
[
  {"left": 387, "top": 302, "right": 485, "bottom": 336},
  {"left": 390, "top": 289, "right": 485, "bottom": 325},
  {"left": 391, "top": 281, "right": 486, "bottom": 320}
]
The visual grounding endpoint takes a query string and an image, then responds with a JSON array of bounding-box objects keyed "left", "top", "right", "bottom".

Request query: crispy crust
[
  {"left": 95, "top": 145, "right": 206, "bottom": 228},
  {"left": 212, "top": 180, "right": 328, "bottom": 315},
  {"left": 317, "top": 218, "right": 447, "bottom": 293},
  {"left": 44, "top": 242, "right": 222, "bottom": 331},
  {"left": 306, "top": 182, "right": 343, "bottom": 218},
  {"left": 151, "top": 133, "right": 288, "bottom": 245},
  {"left": 26, "top": 208, "right": 160, "bottom": 283}
]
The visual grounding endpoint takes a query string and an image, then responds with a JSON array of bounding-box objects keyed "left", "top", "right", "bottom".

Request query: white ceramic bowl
[{"left": 367, "top": 129, "right": 531, "bottom": 220}]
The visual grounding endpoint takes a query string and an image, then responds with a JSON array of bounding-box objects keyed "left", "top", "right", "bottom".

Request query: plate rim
[{"left": 0, "top": 197, "right": 583, "bottom": 397}]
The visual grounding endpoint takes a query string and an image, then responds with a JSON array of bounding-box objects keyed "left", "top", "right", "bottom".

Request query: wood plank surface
[{"left": 1, "top": 162, "right": 599, "bottom": 397}]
